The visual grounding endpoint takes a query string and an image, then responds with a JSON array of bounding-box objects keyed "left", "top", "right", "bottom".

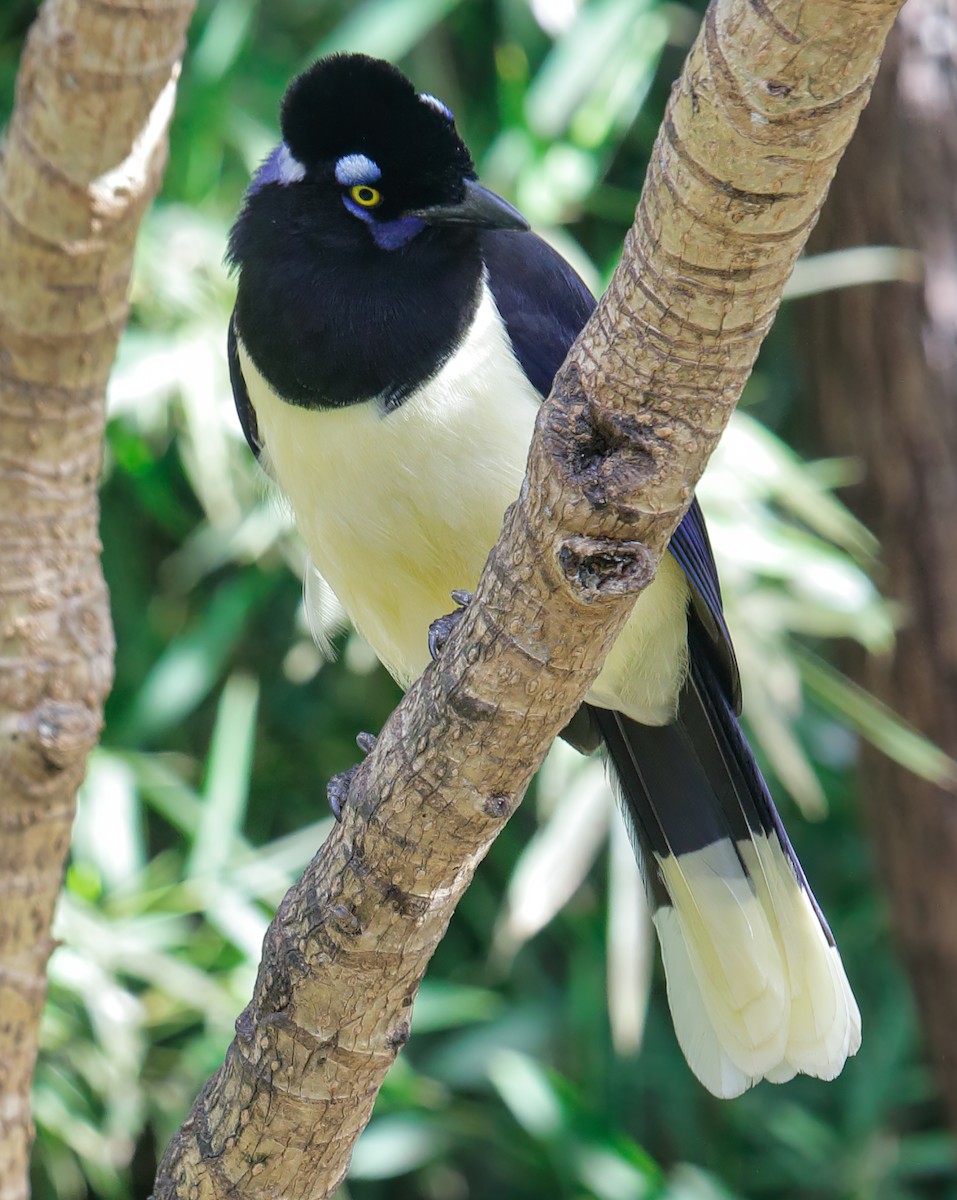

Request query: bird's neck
[{"left": 231, "top": 188, "right": 485, "bottom": 411}]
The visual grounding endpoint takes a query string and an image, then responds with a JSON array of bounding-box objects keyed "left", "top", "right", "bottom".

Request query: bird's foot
[
  {"left": 428, "top": 589, "right": 473, "bottom": 661},
  {"left": 327, "top": 731, "right": 377, "bottom": 821}
]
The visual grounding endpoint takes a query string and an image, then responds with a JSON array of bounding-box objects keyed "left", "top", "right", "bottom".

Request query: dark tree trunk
[{"left": 804, "top": 0, "right": 957, "bottom": 1128}]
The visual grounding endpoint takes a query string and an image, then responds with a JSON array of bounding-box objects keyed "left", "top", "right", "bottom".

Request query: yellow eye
[{"left": 350, "top": 184, "right": 382, "bottom": 208}]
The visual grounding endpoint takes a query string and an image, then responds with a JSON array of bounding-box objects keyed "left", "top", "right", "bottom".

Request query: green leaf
[
  {"left": 411, "top": 981, "right": 504, "bottom": 1033},
  {"left": 117, "top": 575, "right": 271, "bottom": 743},
  {"left": 309, "top": 0, "right": 464, "bottom": 63},
  {"left": 350, "top": 1114, "right": 449, "bottom": 1180},
  {"left": 189, "top": 673, "right": 259, "bottom": 881},
  {"left": 784, "top": 246, "right": 924, "bottom": 300},
  {"left": 797, "top": 648, "right": 957, "bottom": 789}
]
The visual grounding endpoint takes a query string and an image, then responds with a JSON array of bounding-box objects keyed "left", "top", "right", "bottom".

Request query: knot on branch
[
  {"left": 544, "top": 366, "right": 666, "bottom": 525},
  {"left": 764, "top": 79, "right": 792, "bottom": 97},
  {"left": 574, "top": 403, "right": 657, "bottom": 514},
  {"left": 483, "top": 792, "right": 513, "bottom": 819},
  {"left": 387, "top": 1022, "right": 411, "bottom": 1051},
  {"left": 30, "top": 700, "right": 101, "bottom": 774},
  {"left": 558, "top": 536, "right": 656, "bottom": 598}
]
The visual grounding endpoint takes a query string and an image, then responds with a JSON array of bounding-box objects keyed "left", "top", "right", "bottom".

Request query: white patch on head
[
  {"left": 335, "top": 154, "right": 382, "bottom": 186},
  {"left": 419, "top": 93, "right": 454, "bottom": 122},
  {"left": 276, "top": 143, "right": 306, "bottom": 184}
]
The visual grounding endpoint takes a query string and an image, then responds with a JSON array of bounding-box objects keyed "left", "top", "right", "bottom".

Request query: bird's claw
[
  {"left": 326, "top": 731, "right": 378, "bottom": 821},
  {"left": 428, "top": 589, "right": 473, "bottom": 661}
]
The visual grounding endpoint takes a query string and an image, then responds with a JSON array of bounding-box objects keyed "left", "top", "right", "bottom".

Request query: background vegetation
[{"left": 2, "top": 0, "right": 954, "bottom": 1196}]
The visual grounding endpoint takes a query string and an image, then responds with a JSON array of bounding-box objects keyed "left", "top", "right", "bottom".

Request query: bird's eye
[{"left": 350, "top": 184, "right": 382, "bottom": 208}]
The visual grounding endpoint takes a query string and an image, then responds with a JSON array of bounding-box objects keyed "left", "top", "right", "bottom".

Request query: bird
[{"left": 225, "top": 52, "right": 861, "bottom": 1099}]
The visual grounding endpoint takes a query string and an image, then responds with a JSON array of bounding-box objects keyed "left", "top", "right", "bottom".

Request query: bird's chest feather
[
  {"left": 239, "top": 286, "right": 540, "bottom": 684},
  {"left": 240, "top": 284, "right": 689, "bottom": 723}
]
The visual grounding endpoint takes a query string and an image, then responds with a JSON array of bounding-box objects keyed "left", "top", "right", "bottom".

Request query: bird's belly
[
  {"left": 588, "top": 553, "right": 689, "bottom": 724},
  {"left": 238, "top": 310, "right": 541, "bottom": 685},
  {"left": 239, "top": 323, "right": 689, "bottom": 721},
  {"left": 285, "top": 393, "right": 534, "bottom": 687}
]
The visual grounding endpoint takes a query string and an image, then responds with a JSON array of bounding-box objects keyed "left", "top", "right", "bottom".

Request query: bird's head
[
  {"left": 245, "top": 53, "right": 527, "bottom": 252},
  {"left": 228, "top": 54, "right": 530, "bottom": 409}
]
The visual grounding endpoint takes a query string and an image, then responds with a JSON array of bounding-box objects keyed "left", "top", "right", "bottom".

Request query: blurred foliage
[{"left": 1, "top": 0, "right": 955, "bottom": 1198}]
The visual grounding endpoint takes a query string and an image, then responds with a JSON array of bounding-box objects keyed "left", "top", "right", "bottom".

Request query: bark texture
[
  {"left": 0, "top": 4, "right": 194, "bottom": 1197},
  {"left": 803, "top": 0, "right": 957, "bottom": 1130},
  {"left": 153, "top": 0, "right": 905, "bottom": 1195}
]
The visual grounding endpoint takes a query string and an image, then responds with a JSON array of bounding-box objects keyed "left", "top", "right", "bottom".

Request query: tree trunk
[
  {"left": 803, "top": 0, "right": 957, "bottom": 1129},
  {"left": 0, "top": 4, "right": 194, "bottom": 1198}
]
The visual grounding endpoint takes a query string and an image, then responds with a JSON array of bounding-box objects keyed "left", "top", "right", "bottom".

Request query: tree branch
[
  {"left": 0, "top": 4, "right": 195, "bottom": 1198},
  {"left": 153, "top": 0, "right": 905, "bottom": 1195}
]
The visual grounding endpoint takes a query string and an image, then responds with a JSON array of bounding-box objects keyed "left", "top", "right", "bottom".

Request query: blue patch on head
[
  {"left": 419, "top": 93, "right": 454, "bottom": 123},
  {"left": 248, "top": 143, "right": 305, "bottom": 195},
  {"left": 342, "top": 194, "right": 425, "bottom": 250},
  {"left": 335, "top": 154, "right": 382, "bottom": 186},
  {"left": 369, "top": 215, "right": 426, "bottom": 250}
]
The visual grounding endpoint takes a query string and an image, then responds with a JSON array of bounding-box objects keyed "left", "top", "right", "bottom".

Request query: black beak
[{"left": 410, "top": 179, "right": 529, "bottom": 232}]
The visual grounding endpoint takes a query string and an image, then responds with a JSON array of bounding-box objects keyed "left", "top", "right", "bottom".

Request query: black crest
[{"left": 280, "top": 54, "right": 475, "bottom": 213}]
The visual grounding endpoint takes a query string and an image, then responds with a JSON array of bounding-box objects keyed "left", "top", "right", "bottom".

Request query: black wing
[
  {"left": 668, "top": 500, "right": 740, "bottom": 710},
  {"left": 481, "top": 229, "right": 595, "bottom": 398},
  {"left": 228, "top": 310, "right": 263, "bottom": 459},
  {"left": 481, "top": 228, "right": 738, "bottom": 702}
]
